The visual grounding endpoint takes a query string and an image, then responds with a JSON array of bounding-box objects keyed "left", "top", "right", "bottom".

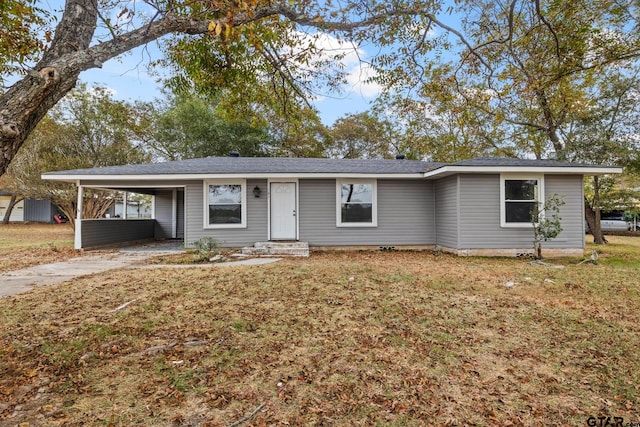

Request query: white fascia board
[
  {"left": 71, "top": 184, "right": 186, "bottom": 191},
  {"left": 42, "top": 172, "right": 426, "bottom": 182},
  {"left": 423, "top": 165, "right": 623, "bottom": 179}
]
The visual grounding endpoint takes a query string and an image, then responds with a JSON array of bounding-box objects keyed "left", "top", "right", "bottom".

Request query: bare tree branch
[
  {"left": 425, "top": 13, "right": 494, "bottom": 72},
  {"left": 228, "top": 403, "right": 266, "bottom": 427},
  {"left": 534, "top": 0, "right": 561, "bottom": 60},
  {"left": 257, "top": 41, "right": 314, "bottom": 110}
]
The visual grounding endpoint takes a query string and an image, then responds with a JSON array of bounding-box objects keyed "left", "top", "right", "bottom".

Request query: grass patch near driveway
[
  {"left": 1, "top": 238, "right": 639, "bottom": 425},
  {"left": 0, "top": 224, "right": 76, "bottom": 273}
]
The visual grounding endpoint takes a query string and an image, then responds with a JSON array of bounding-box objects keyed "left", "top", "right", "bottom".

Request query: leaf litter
[{"left": 0, "top": 237, "right": 639, "bottom": 425}]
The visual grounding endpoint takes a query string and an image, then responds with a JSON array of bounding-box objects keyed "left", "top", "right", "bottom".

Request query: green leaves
[
  {"left": 532, "top": 194, "right": 566, "bottom": 259},
  {"left": 3, "top": 83, "right": 150, "bottom": 221},
  {"left": 327, "top": 111, "right": 397, "bottom": 159},
  {"left": 379, "top": 0, "right": 640, "bottom": 162},
  {"left": 0, "top": 0, "right": 51, "bottom": 84},
  {"left": 146, "top": 92, "right": 276, "bottom": 160}
]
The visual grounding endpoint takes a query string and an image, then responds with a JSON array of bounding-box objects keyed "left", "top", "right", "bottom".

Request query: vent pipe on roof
[
  {"left": 229, "top": 151, "right": 240, "bottom": 157},
  {"left": 395, "top": 154, "right": 405, "bottom": 160}
]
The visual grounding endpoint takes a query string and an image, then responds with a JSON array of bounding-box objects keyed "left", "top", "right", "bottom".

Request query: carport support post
[
  {"left": 75, "top": 184, "right": 84, "bottom": 250},
  {"left": 122, "top": 191, "right": 128, "bottom": 219}
]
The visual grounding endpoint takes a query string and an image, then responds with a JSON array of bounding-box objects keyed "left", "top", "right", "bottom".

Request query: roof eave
[
  {"left": 41, "top": 172, "right": 428, "bottom": 182},
  {"left": 423, "top": 165, "right": 623, "bottom": 179}
]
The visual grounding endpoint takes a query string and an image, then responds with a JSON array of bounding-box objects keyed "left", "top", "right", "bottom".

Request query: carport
[{"left": 69, "top": 182, "right": 184, "bottom": 250}]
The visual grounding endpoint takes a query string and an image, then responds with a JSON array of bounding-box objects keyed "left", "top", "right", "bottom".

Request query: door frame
[{"left": 268, "top": 179, "right": 299, "bottom": 241}]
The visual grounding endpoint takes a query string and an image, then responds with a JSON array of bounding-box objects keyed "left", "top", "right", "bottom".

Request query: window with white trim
[
  {"left": 204, "top": 180, "right": 247, "bottom": 228},
  {"left": 500, "top": 175, "right": 544, "bottom": 227},
  {"left": 336, "top": 180, "right": 377, "bottom": 227}
]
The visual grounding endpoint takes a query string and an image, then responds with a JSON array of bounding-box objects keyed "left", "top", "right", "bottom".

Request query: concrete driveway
[
  {"left": 0, "top": 241, "right": 282, "bottom": 298},
  {"left": 0, "top": 241, "right": 184, "bottom": 298},
  {"left": 0, "top": 252, "right": 156, "bottom": 298}
]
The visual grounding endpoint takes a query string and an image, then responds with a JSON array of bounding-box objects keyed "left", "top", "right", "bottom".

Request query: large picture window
[
  {"left": 500, "top": 175, "right": 543, "bottom": 227},
  {"left": 204, "top": 180, "right": 246, "bottom": 228},
  {"left": 336, "top": 180, "right": 377, "bottom": 227}
]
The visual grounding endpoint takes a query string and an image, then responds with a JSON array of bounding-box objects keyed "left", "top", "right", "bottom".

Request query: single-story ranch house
[{"left": 42, "top": 156, "right": 621, "bottom": 256}]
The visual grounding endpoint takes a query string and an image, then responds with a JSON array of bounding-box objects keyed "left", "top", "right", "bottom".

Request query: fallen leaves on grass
[
  {"left": 0, "top": 245, "right": 78, "bottom": 274},
  {"left": 0, "top": 224, "right": 76, "bottom": 273},
  {"left": 1, "top": 240, "right": 640, "bottom": 425}
]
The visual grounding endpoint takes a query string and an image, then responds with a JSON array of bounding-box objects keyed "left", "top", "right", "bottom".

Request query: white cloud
[
  {"left": 87, "top": 85, "right": 118, "bottom": 97},
  {"left": 401, "top": 21, "right": 438, "bottom": 39},
  {"left": 344, "top": 63, "right": 383, "bottom": 98},
  {"left": 290, "top": 30, "right": 363, "bottom": 68},
  {"left": 289, "top": 31, "right": 382, "bottom": 99}
]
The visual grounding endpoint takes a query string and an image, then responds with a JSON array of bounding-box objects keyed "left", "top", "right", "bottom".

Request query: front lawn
[
  {"left": 0, "top": 224, "right": 76, "bottom": 273},
  {"left": 1, "top": 237, "right": 639, "bottom": 426}
]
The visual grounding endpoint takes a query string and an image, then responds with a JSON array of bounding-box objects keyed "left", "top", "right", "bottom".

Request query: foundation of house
[{"left": 242, "top": 241, "right": 310, "bottom": 257}]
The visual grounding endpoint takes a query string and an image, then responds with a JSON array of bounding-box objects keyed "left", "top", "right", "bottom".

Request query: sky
[
  {"left": 31, "top": 0, "right": 451, "bottom": 126},
  {"left": 78, "top": 33, "right": 385, "bottom": 126}
]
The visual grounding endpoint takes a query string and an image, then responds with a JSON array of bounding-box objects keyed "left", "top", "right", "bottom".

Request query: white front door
[{"left": 270, "top": 182, "right": 297, "bottom": 240}]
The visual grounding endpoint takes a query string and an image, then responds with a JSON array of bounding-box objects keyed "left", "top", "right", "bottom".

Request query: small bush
[{"left": 192, "top": 237, "right": 222, "bottom": 262}]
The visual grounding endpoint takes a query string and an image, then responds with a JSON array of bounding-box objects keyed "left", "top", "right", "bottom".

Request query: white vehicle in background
[{"left": 600, "top": 211, "right": 640, "bottom": 232}]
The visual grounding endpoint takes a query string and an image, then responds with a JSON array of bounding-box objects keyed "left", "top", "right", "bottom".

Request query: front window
[
  {"left": 501, "top": 175, "right": 543, "bottom": 227},
  {"left": 337, "top": 180, "right": 377, "bottom": 227},
  {"left": 204, "top": 180, "right": 246, "bottom": 228}
]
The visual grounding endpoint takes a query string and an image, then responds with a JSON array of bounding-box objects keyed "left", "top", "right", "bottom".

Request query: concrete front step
[{"left": 242, "top": 241, "right": 309, "bottom": 257}]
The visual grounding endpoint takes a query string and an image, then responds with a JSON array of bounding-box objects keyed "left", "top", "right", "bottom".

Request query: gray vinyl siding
[
  {"left": 434, "top": 175, "right": 459, "bottom": 249},
  {"left": 185, "top": 179, "right": 268, "bottom": 247},
  {"left": 298, "top": 179, "right": 435, "bottom": 246},
  {"left": 81, "top": 219, "right": 155, "bottom": 247},
  {"left": 154, "top": 190, "right": 174, "bottom": 239},
  {"left": 74, "top": 173, "right": 586, "bottom": 250},
  {"left": 544, "top": 175, "right": 585, "bottom": 248},
  {"left": 78, "top": 179, "right": 189, "bottom": 242},
  {"left": 458, "top": 174, "right": 585, "bottom": 249}
]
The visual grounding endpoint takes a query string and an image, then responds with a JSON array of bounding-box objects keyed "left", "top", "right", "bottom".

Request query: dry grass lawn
[
  {"left": 0, "top": 224, "right": 76, "bottom": 273},
  {"left": 1, "top": 236, "right": 639, "bottom": 426}
]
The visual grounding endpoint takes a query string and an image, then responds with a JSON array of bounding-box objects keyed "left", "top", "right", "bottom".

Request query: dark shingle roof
[
  {"left": 44, "top": 156, "right": 444, "bottom": 176},
  {"left": 447, "top": 157, "right": 610, "bottom": 168},
  {"left": 42, "top": 156, "right": 619, "bottom": 178}
]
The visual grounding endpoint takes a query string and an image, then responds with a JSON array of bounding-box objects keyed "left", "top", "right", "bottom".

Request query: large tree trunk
[
  {"left": 535, "top": 89, "right": 565, "bottom": 158},
  {"left": 2, "top": 194, "right": 23, "bottom": 224},
  {"left": 585, "top": 176, "right": 607, "bottom": 244},
  {"left": 0, "top": 0, "right": 98, "bottom": 177},
  {"left": 0, "top": 0, "right": 216, "bottom": 178},
  {"left": 0, "top": 0, "right": 324, "bottom": 178}
]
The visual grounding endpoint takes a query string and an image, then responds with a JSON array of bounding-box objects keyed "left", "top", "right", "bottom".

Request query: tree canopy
[
  {"left": 3, "top": 84, "right": 149, "bottom": 224},
  {"left": 382, "top": 0, "right": 640, "bottom": 160},
  {"left": 0, "top": 0, "right": 51, "bottom": 80},
  {"left": 2, "top": 0, "right": 639, "bottom": 246},
  {"left": 326, "top": 112, "right": 397, "bottom": 159},
  {"left": 146, "top": 93, "right": 275, "bottom": 160},
  {"left": 0, "top": 0, "right": 465, "bottom": 177}
]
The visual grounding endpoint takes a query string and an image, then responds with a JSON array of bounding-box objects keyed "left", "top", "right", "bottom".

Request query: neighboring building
[
  {"left": 41, "top": 156, "right": 622, "bottom": 256},
  {"left": 0, "top": 191, "right": 60, "bottom": 223},
  {"left": 105, "top": 198, "right": 153, "bottom": 219},
  {"left": 0, "top": 193, "right": 24, "bottom": 222}
]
